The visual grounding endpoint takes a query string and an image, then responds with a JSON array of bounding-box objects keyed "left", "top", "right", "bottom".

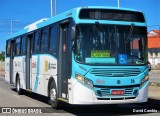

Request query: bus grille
[
  {"left": 90, "top": 68, "right": 141, "bottom": 77},
  {"left": 97, "top": 97, "right": 136, "bottom": 100}
]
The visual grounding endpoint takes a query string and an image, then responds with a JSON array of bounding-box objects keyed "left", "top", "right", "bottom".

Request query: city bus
[{"left": 5, "top": 6, "right": 149, "bottom": 108}]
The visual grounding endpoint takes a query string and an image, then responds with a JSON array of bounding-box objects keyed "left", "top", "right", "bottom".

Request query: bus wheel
[
  {"left": 16, "top": 77, "right": 22, "bottom": 95},
  {"left": 49, "top": 81, "right": 61, "bottom": 109}
]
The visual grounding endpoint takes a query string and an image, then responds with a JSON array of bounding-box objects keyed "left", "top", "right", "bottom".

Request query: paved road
[
  {"left": 149, "top": 71, "right": 160, "bottom": 83},
  {"left": 0, "top": 76, "right": 160, "bottom": 115}
]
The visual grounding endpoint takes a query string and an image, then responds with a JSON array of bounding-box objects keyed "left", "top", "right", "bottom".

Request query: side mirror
[{"left": 72, "top": 41, "right": 77, "bottom": 54}]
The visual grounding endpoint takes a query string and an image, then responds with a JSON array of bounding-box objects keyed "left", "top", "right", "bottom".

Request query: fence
[{"left": 0, "top": 62, "right": 5, "bottom": 76}]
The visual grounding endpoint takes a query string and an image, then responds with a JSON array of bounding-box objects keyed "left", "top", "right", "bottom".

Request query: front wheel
[{"left": 49, "top": 81, "right": 61, "bottom": 109}]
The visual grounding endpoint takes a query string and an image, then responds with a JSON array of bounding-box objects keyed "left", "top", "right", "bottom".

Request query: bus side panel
[
  {"left": 38, "top": 55, "right": 45, "bottom": 95},
  {"left": 5, "top": 57, "right": 10, "bottom": 83},
  {"left": 32, "top": 54, "right": 58, "bottom": 97},
  {"left": 31, "top": 55, "right": 38, "bottom": 93},
  {"left": 32, "top": 55, "right": 44, "bottom": 95},
  {"left": 44, "top": 55, "right": 58, "bottom": 97},
  {"left": 13, "top": 57, "right": 25, "bottom": 88}
]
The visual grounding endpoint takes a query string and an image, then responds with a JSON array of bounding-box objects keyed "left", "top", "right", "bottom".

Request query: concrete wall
[{"left": 148, "top": 52, "right": 160, "bottom": 68}]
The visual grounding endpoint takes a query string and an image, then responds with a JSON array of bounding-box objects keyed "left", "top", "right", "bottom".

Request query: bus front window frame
[{"left": 73, "top": 24, "right": 148, "bottom": 66}]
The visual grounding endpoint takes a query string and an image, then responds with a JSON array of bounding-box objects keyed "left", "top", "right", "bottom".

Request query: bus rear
[{"left": 70, "top": 6, "right": 148, "bottom": 104}]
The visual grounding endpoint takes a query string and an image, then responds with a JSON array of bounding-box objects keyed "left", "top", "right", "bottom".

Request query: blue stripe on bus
[{"left": 33, "top": 55, "right": 40, "bottom": 92}]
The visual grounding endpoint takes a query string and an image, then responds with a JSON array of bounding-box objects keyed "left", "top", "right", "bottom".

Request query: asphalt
[{"left": 148, "top": 70, "right": 160, "bottom": 100}]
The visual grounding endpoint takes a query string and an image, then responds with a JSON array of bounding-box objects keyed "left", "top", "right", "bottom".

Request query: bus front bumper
[{"left": 71, "top": 79, "right": 148, "bottom": 105}]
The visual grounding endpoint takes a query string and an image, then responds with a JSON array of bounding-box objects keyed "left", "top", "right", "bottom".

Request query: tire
[
  {"left": 141, "top": 102, "right": 148, "bottom": 108},
  {"left": 16, "top": 77, "right": 22, "bottom": 95},
  {"left": 108, "top": 104, "right": 118, "bottom": 108},
  {"left": 49, "top": 81, "right": 61, "bottom": 109}
]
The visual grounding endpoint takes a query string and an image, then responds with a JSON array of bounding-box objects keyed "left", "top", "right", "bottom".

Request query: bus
[{"left": 5, "top": 6, "right": 149, "bottom": 108}]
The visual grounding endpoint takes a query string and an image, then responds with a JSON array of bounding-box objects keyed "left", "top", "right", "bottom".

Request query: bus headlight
[
  {"left": 76, "top": 74, "right": 93, "bottom": 89},
  {"left": 140, "top": 75, "right": 149, "bottom": 88}
]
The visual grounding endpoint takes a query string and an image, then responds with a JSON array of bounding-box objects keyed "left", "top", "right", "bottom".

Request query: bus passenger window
[
  {"left": 15, "top": 38, "right": 21, "bottom": 55},
  {"left": 6, "top": 41, "right": 11, "bottom": 56},
  {"left": 33, "top": 31, "right": 41, "bottom": 53},
  {"left": 21, "top": 36, "right": 26, "bottom": 55},
  {"left": 49, "top": 26, "right": 57, "bottom": 52},
  {"left": 41, "top": 28, "right": 49, "bottom": 52}
]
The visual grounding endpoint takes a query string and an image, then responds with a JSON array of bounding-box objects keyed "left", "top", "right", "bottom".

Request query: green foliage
[{"left": 0, "top": 53, "right": 5, "bottom": 62}]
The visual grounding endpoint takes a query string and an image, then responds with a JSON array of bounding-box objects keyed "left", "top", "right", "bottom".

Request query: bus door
[
  {"left": 26, "top": 34, "right": 33, "bottom": 90},
  {"left": 58, "top": 22, "right": 71, "bottom": 100},
  {"left": 10, "top": 40, "right": 15, "bottom": 84}
]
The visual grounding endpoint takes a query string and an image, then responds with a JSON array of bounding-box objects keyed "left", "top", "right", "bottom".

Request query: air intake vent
[{"left": 90, "top": 68, "right": 141, "bottom": 77}]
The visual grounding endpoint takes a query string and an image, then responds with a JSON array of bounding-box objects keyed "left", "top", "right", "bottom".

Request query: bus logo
[
  {"left": 117, "top": 80, "right": 121, "bottom": 84},
  {"left": 96, "top": 79, "right": 105, "bottom": 84},
  {"left": 131, "top": 79, "right": 135, "bottom": 83}
]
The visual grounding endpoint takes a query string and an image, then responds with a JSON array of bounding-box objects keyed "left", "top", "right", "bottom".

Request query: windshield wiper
[
  {"left": 125, "top": 23, "right": 135, "bottom": 43},
  {"left": 95, "top": 21, "right": 105, "bottom": 32}
]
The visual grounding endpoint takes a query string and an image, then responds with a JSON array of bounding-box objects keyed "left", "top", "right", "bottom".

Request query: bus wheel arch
[
  {"left": 48, "top": 77, "right": 56, "bottom": 98},
  {"left": 48, "top": 77, "right": 61, "bottom": 109}
]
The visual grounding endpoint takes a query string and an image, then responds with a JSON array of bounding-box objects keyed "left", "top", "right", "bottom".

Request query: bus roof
[{"left": 6, "top": 6, "right": 143, "bottom": 40}]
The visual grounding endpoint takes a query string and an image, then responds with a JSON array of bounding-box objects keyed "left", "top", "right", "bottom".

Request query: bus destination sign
[{"left": 79, "top": 9, "right": 145, "bottom": 22}]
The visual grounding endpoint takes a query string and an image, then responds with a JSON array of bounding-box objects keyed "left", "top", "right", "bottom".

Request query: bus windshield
[{"left": 74, "top": 24, "right": 147, "bottom": 65}]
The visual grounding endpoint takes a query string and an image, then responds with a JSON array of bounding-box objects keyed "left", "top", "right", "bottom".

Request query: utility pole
[
  {"left": 50, "top": 0, "right": 57, "bottom": 17},
  {"left": 55, "top": 0, "right": 57, "bottom": 15},
  {"left": 50, "top": 0, "right": 53, "bottom": 17},
  {"left": 118, "top": 0, "right": 120, "bottom": 8},
  {"left": 11, "top": 19, "right": 19, "bottom": 34}
]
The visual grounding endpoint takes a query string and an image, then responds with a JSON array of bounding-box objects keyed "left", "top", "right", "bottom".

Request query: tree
[{"left": 0, "top": 52, "right": 5, "bottom": 62}]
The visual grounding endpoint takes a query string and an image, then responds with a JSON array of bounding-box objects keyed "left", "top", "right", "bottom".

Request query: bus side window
[
  {"left": 15, "top": 38, "right": 21, "bottom": 55},
  {"left": 33, "top": 31, "right": 41, "bottom": 53},
  {"left": 6, "top": 40, "right": 11, "bottom": 57},
  {"left": 21, "top": 36, "right": 26, "bottom": 55},
  {"left": 49, "top": 26, "right": 57, "bottom": 53},
  {"left": 41, "top": 28, "right": 49, "bottom": 52}
]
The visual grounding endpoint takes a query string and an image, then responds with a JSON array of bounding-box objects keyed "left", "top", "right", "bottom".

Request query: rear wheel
[
  {"left": 49, "top": 81, "right": 61, "bottom": 109},
  {"left": 16, "top": 77, "right": 22, "bottom": 95}
]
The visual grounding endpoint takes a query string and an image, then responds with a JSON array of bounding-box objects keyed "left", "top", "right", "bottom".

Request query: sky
[{"left": 0, "top": 0, "right": 160, "bottom": 51}]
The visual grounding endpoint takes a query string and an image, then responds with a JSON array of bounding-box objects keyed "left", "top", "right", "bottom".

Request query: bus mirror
[
  {"left": 71, "top": 26, "right": 76, "bottom": 41},
  {"left": 72, "top": 41, "right": 77, "bottom": 54}
]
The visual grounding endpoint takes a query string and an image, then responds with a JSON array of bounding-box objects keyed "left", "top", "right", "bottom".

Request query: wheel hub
[{"left": 50, "top": 88, "right": 56, "bottom": 102}]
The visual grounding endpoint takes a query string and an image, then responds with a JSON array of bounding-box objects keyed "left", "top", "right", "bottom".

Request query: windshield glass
[{"left": 74, "top": 24, "right": 147, "bottom": 65}]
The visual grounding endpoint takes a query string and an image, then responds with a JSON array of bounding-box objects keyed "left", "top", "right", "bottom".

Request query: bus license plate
[{"left": 112, "top": 90, "right": 124, "bottom": 95}]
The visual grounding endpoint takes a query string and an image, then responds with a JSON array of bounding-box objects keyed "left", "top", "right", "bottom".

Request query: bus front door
[
  {"left": 58, "top": 23, "right": 71, "bottom": 100},
  {"left": 26, "top": 34, "right": 32, "bottom": 90}
]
